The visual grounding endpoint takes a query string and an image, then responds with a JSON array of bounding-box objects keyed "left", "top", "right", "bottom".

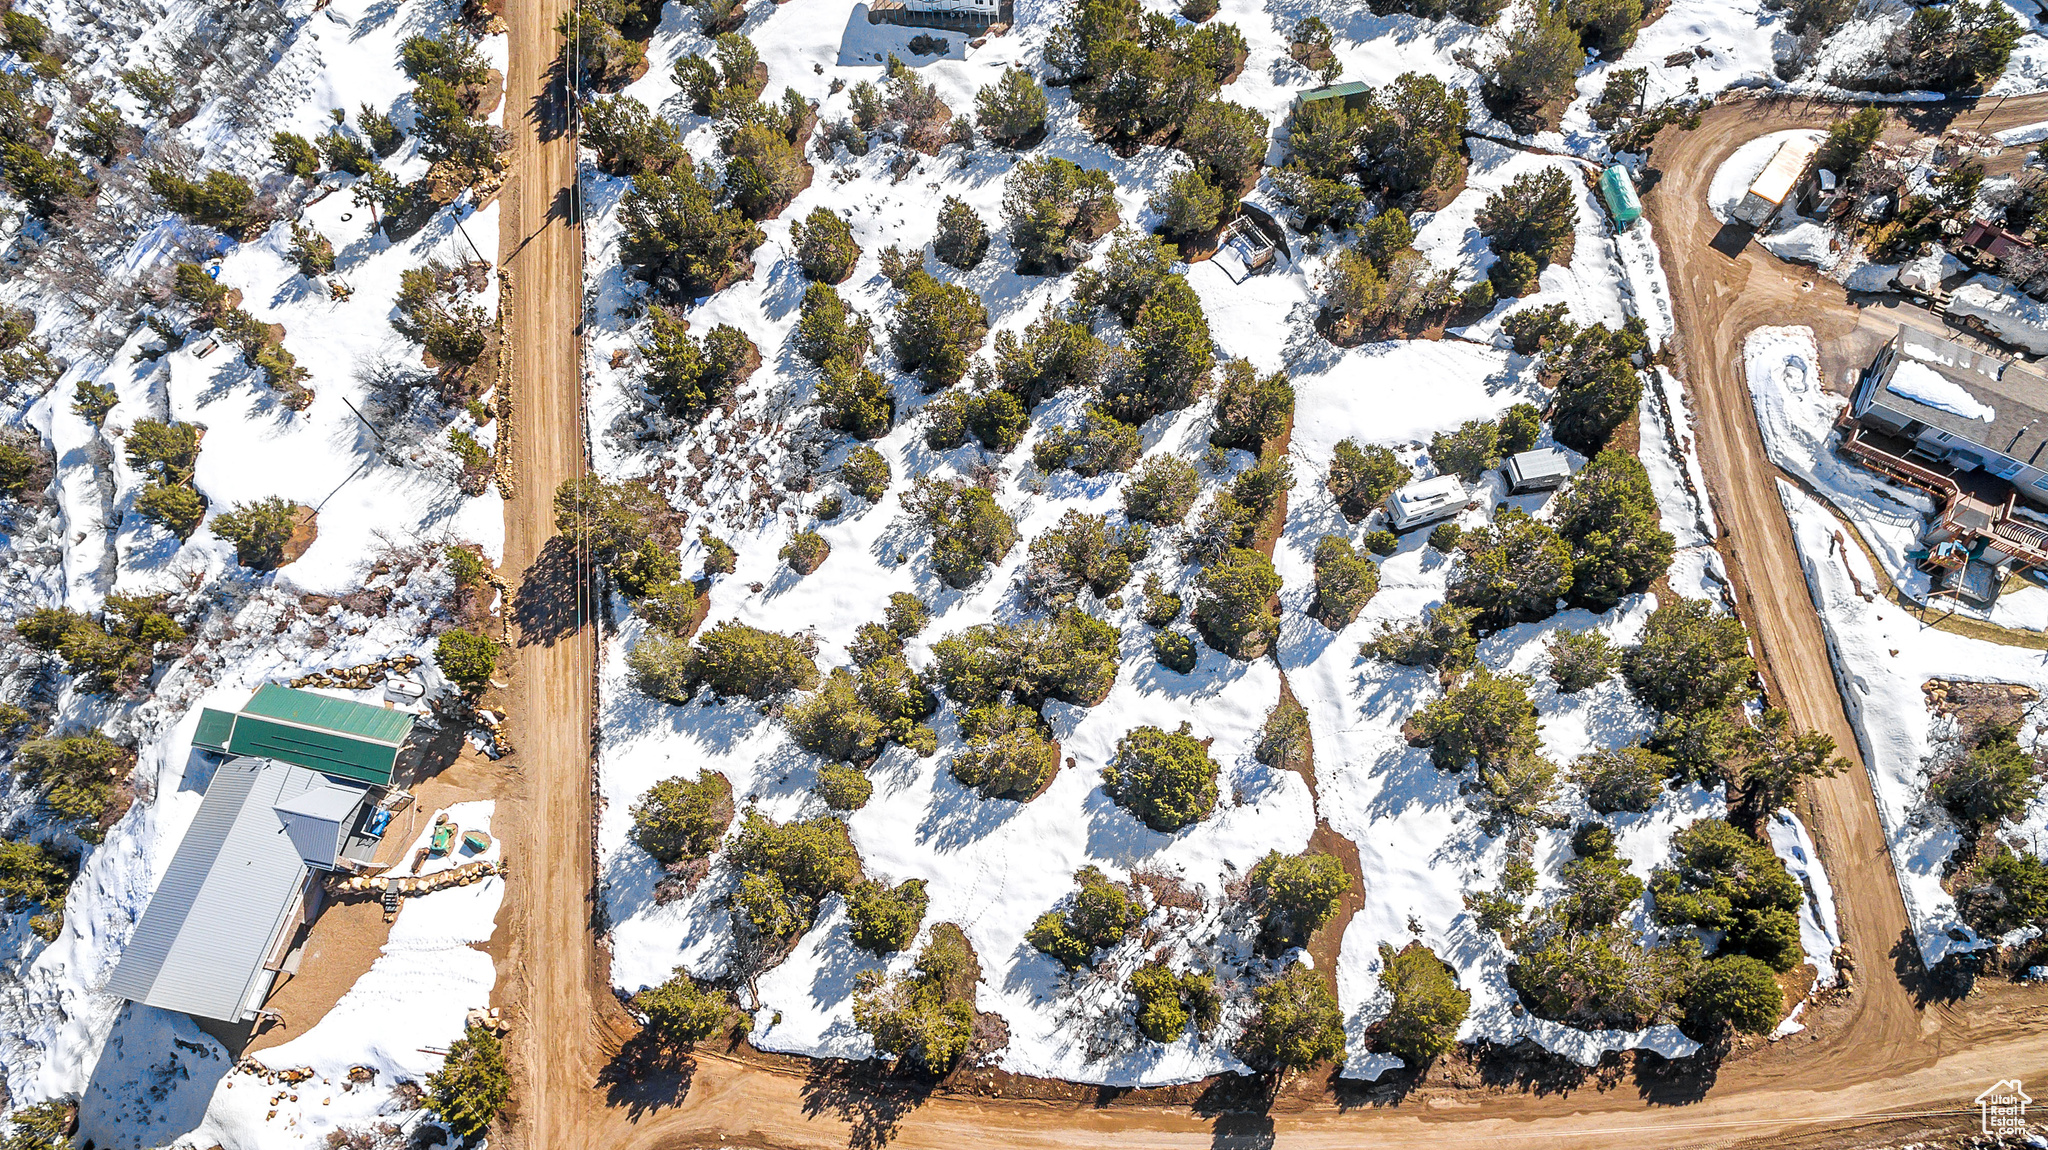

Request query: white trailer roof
[{"left": 1749, "top": 136, "right": 1818, "bottom": 207}]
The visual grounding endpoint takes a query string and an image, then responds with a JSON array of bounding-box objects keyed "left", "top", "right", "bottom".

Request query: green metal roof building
[
  {"left": 192, "top": 684, "right": 414, "bottom": 787},
  {"left": 1293, "top": 81, "right": 1371, "bottom": 114}
]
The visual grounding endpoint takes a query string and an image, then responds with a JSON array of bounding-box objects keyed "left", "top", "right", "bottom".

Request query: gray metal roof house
[
  {"left": 1841, "top": 326, "right": 2048, "bottom": 587},
  {"left": 105, "top": 755, "right": 380, "bottom": 1023}
]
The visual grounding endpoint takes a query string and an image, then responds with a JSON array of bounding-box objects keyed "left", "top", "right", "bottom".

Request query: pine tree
[
  {"left": 974, "top": 66, "right": 1048, "bottom": 148},
  {"left": 791, "top": 207, "right": 860, "bottom": 283}
]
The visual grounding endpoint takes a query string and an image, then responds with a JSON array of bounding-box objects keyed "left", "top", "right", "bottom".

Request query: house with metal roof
[
  {"left": 192, "top": 683, "right": 415, "bottom": 787},
  {"left": 1840, "top": 326, "right": 2048, "bottom": 598},
  {"left": 105, "top": 756, "right": 381, "bottom": 1023}
]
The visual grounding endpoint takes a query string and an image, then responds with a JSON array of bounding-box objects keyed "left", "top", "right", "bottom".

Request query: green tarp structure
[
  {"left": 1292, "top": 81, "right": 1371, "bottom": 114},
  {"left": 192, "top": 683, "right": 412, "bottom": 786},
  {"left": 1601, "top": 165, "right": 1642, "bottom": 227}
]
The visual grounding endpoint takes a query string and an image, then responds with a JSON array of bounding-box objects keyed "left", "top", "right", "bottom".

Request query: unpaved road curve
[{"left": 491, "top": 13, "right": 2048, "bottom": 1135}]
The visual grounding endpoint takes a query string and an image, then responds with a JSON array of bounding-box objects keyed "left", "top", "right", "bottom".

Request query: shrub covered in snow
[
  {"left": 633, "top": 968, "right": 735, "bottom": 1047},
  {"left": 1210, "top": 359, "right": 1294, "bottom": 455},
  {"left": 687, "top": 621, "right": 819, "bottom": 700},
  {"left": 815, "top": 761, "right": 873, "bottom": 811},
  {"left": 784, "top": 659, "right": 935, "bottom": 763},
  {"left": 791, "top": 207, "right": 860, "bottom": 284},
  {"left": 846, "top": 877, "right": 930, "bottom": 954},
  {"left": 1002, "top": 156, "right": 1120, "bottom": 274},
  {"left": 1374, "top": 941, "right": 1471, "bottom": 1065},
  {"left": 1651, "top": 818, "right": 1804, "bottom": 972},
  {"left": 1122, "top": 455, "right": 1201, "bottom": 526},
  {"left": 1103, "top": 723, "right": 1219, "bottom": 832},
  {"left": 1130, "top": 963, "right": 1218, "bottom": 1043},
  {"left": 1930, "top": 724, "right": 2044, "bottom": 831},
  {"left": 1153, "top": 631, "right": 1197, "bottom": 674},
  {"left": 781, "top": 530, "right": 830, "bottom": 576},
  {"left": 1236, "top": 965, "right": 1344, "bottom": 1072},
  {"left": 890, "top": 270, "right": 989, "bottom": 391},
  {"left": 1363, "top": 603, "right": 1479, "bottom": 673},
  {"left": 619, "top": 157, "right": 766, "bottom": 295},
  {"left": 1326, "top": 439, "right": 1408, "bottom": 522},
  {"left": 1029, "top": 865, "right": 1141, "bottom": 967},
  {"left": 932, "top": 197, "right": 990, "bottom": 271},
  {"left": 841, "top": 446, "right": 891, "bottom": 503},
  {"left": 583, "top": 94, "right": 683, "bottom": 177},
  {"left": 1554, "top": 450, "right": 1674, "bottom": 610},
  {"left": 1623, "top": 599, "right": 1755, "bottom": 717},
  {"left": 1023, "top": 510, "right": 1150, "bottom": 608},
  {"left": 1310, "top": 535, "right": 1378, "bottom": 629},
  {"left": 930, "top": 611, "right": 1119, "bottom": 710},
  {"left": 974, "top": 66, "right": 1048, "bottom": 149},
  {"left": 638, "top": 308, "right": 758, "bottom": 420},
  {"left": 1192, "top": 547, "right": 1281, "bottom": 660},
  {"left": 1446, "top": 508, "right": 1571, "bottom": 628},
  {"left": 1033, "top": 406, "right": 1141, "bottom": 477},
  {"left": 1546, "top": 629, "right": 1617, "bottom": 693},
  {"left": 794, "top": 283, "right": 875, "bottom": 368},
  {"left": 630, "top": 771, "right": 735, "bottom": 865},
  {"left": 1139, "top": 573, "right": 1183, "bottom": 627},
  {"left": 1569, "top": 745, "right": 1669, "bottom": 814}
]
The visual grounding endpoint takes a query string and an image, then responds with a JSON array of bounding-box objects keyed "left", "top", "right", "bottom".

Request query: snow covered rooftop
[
  {"left": 103, "top": 758, "right": 338, "bottom": 1023},
  {"left": 1748, "top": 135, "right": 1819, "bottom": 207},
  {"left": 1866, "top": 327, "right": 2048, "bottom": 466}
]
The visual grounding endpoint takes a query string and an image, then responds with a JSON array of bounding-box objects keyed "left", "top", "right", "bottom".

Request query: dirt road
[
  {"left": 488, "top": 33, "right": 2048, "bottom": 1139},
  {"left": 491, "top": 0, "right": 619, "bottom": 1145}
]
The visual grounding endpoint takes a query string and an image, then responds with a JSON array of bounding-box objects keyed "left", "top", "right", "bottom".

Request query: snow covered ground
[
  {"left": 576, "top": 0, "right": 1845, "bottom": 1087},
  {"left": 0, "top": 0, "right": 512, "bottom": 1140}
]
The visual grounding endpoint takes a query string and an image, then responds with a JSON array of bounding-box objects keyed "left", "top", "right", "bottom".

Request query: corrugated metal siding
[
  {"left": 104, "top": 758, "right": 320, "bottom": 1022},
  {"left": 226, "top": 716, "right": 397, "bottom": 786},
  {"left": 243, "top": 683, "right": 412, "bottom": 745}
]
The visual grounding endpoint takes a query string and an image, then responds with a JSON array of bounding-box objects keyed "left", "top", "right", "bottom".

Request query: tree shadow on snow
[
  {"left": 1472, "top": 1037, "right": 1595, "bottom": 1097},
  {"left": 799, "top": 1059, "right": 937, "bottom": 1150}
]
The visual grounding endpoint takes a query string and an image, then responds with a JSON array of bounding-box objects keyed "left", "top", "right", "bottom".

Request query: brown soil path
[
  {"left": 491, "top": 0, "right": 620, "bottom": 1145},
  {"left": 486, "top": 25, "right": 2048, "bottom": 1136}
]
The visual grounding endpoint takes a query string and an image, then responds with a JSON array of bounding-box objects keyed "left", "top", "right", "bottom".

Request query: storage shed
[
  {"left": 1293, "top": 81, "right": 1371, "bottom": 114},
  {"left": 1733, "top": 136, "right": 1819, "bottom": 227},
  {"left": 1386, "top": 475, "right": 1470, "bottom": 530},
  {"left": 1505, "top": 448, "right": 1573, "bottom": 493},
  {"left": 193, "top": 683, "right": 414, "bottom": 787}
]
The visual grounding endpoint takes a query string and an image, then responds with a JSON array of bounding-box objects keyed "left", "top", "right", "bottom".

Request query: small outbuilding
[
  {"left": 1599, "top": 166, "right": 1641, "bottom": 229},
  {"left": 1386, "top": 474, "right": 1470, "bottom": 531},
  {"left": 193, "top": 683, "right": 415, "bottom": 787},
  {"left": 1504, "top": 448, "right": 1573, "bottom": 493},
  {"left": 1292, "top": 81, "right": 1371, "bottom": 115},
  {"left": 1733, "top": 135, "right": 1820, "bottom": 228}
]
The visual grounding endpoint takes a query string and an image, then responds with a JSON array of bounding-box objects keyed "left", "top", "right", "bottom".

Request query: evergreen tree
[
  {"left": 1002, "top": 156, "right": 1121, "bottom": 272},
  {"left": 427, "top": 1024, "right": 511, "bottom": 1141},
  {"left": 975, "top": 66, "right": 1049, "bottom": 148},
  {"left": 1178, "top": 99, "right": 1269, "bottom": 192},
  {"left": 791, "top": 207, "right": 860, "bottom": 283},
  {"left": 211, "top": 497, "right": 299, "bottom": 570},
  {"left": 619, "top": 157, "right": 766, "bottom": 294},
  {"left": 1237, "top": 965, "right": 1344, "bottom": 1072},
  {"left": 1411, "top": 666, "right": 1540, "bottom": 772},
  {"left": 890, "top": 270, "right": 989, "bottom": 389},
  {"left": 1376, "top": 942, "right": 1471, "bottom": 1063},
  {"left": 1326, "top": 440, "right": 1408, "bottom": 521},
  {"left": 1104, "top": 723, "right": 1218, "bottom": 832},
  {"left": 1311, "top": 535, "right": 1379, "bottom": 628},
  {"left": 583, "top": 94, "right": 684, "bottom": 177},
  {"left": 1477, "top": 167, "right": 1578, "bottom": 268},
  {"left": 932, "top": 196, "right": 991, "bottom": 270},
  {"left": 1192, "top": 547, "right": 1281, "bottom": 659}
]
